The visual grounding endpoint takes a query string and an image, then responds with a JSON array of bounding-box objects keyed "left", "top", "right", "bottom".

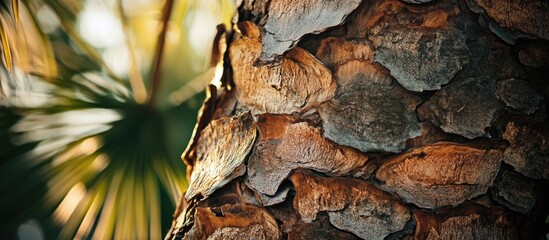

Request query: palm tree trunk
[{"left": 166, "top": 0, "right": 549, "bottom": 239}]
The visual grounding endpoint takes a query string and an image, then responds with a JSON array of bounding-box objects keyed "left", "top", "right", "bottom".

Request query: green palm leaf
[
  {"left": 0, "top": 71, "right": 190, "bottom": 238},
  {"left": 0, "top": 0, "right": 234, "bottom": 238},
  {"left": 0, "top": 0, "right": 18, "bottom": 73}
]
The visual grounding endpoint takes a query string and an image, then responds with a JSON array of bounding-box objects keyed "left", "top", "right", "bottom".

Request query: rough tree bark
[{"left": 166, "top": 0, "right": 549, "bottom": 239}]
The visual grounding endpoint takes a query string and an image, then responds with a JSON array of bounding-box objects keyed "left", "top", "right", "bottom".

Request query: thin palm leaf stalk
[
  {"left": 147, "top": 0, "right": 174, "bottom": 111},
  {"left": 116, "top": 0, "right": 147, "bottom": 104},
  {"left": 167, "top": 0, "right": 549, "bottom": 239}
]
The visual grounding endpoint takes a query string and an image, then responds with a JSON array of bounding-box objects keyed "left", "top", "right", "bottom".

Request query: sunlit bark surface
[{"left": 166, "top": 0, "right": 549, "bottom": 239}]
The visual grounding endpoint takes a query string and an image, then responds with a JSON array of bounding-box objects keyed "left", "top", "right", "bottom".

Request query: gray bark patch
[
  {"left": 318, "top": 60, "right": 421, "bottom": 153},
  {"left": 502, "top": 116, "right": 549, "bottom": 180},
  {"left": 491, "top": 171, "right": 541, "bottom": 214},
  {"left": 497, "top": 78, "right": 543, "bottom": 114},
  {"left": 257, "top": 0, "right": 362, "bottom": 64},
  {"left": 418, "top": 77, "right": 504, "bottom": 139},
  {"left": 370, "top": 27, "right": 469, "bottom": 92}
]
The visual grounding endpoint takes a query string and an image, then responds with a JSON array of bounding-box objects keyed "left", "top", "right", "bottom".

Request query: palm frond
[
  {"left": 11, "top": 0, "right": 19, "bottom": 25},
  {"left": 1, "top": 1, "right": 57, "bottom": 100},
  {"left": 0, "top": 0, "right": 18, "bottom": 73},
  {"left": 1, "top": 71, "right": 188, "bottom": 238},
  {"left": 116, "top": 0, "right": 147, "bottom": 104},
  {"left": 41, "top": 0, "right": 122, "bottom": 83},
  {"left": 1, "top": 12, "right": 14, "bottom": 73},
  {"left": 0, "top": 0, "right": 234, "bottom": 238}
]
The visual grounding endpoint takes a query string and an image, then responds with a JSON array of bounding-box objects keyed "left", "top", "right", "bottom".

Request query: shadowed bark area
[{"left": 166, "top": 0, "right": 549, "bottom": 239}]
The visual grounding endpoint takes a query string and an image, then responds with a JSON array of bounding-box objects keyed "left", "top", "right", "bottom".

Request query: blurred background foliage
[{"left": 0, "top": 0, "right": 234, "bottom": 238}]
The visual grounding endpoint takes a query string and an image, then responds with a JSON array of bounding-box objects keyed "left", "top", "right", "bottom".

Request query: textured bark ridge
[
  {"left": 230, "top": 22, "right": 337, "bottom": 115},
  {"left": 413, "top": 202, "right": 523, "bottom": 239},
  {"left": 491, "top": 170, "right": 542, "bottom": 214},
  {"left": 497, "top": 78, "right": 543, "bottom": 115},
  {"left": 290, "top": 170, "right": 411, "bottom": 240},
  {"left": 400, "top": 0, "right": 433, "bottom": 4},
  {"left": 185, "top": 112, "right": 257, "bottom": 200},
  {"left": 518, "top": 42, "right": 549, "bottom": 68},
  {"left": 167, "top": 0, "right": 549, "bottom": 239},
  {"left": 468, "top": 0, "right": 549, "bottom": 42},
  {"left": 502, "top": 116, "right": 549, "bottom": 180},
  {"left": 418, "top": 77, "right": 505, "bottom": 139},
  {"left": 286, "top": 214, "right": 359, "bottom": 240},
  {"left": 316, "top": 37, "right": 422, "bottom": 152},
  {"left": 247, "top": 114, "right": 374, "bottom": 196},
  {"left": 376, "top": 141, "right": 505, "bottom": 209},
  {"left": 183, "top": 204, "right": 281, "bottom": 240},
  {"left": 365, "top": 0, "right": 470, "bottom": 92},
  {"left": 254, "top": 0, "right": 362, "bottom": 64}
]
